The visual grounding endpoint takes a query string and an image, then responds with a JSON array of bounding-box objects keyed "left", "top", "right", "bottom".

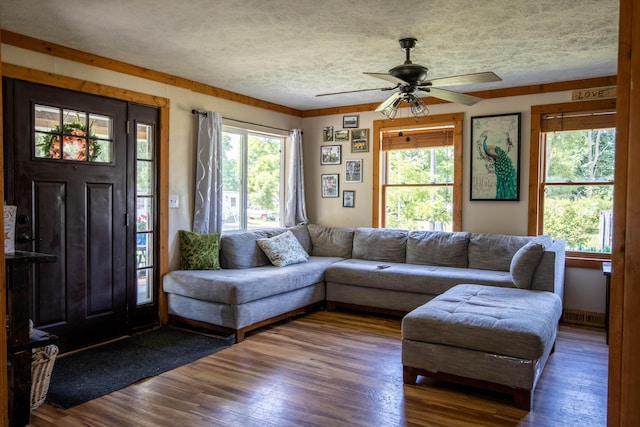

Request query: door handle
[{"left": 16, "top": 234, "right": 36, "bottom": 244}]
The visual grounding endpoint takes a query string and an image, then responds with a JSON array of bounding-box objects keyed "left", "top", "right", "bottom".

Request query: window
[
  {"left": 529, "top": 99, "right": 616, "bottom": 263},
  {"left": 373, "top": 113, "right": 463, "bottom": 230},
  {"left": 136, "top": 122, "right": 155, "bottom": 305},
  {"left": 221, "top": 127, "right": 284, "bottom": 231},
  {"left": 34, "top": 104, "right": 113, "bottom": 162}
]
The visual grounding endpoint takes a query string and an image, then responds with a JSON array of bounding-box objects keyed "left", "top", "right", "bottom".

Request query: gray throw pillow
[{"left": 510, "top": 241, "right": 545, "bottom": 289}]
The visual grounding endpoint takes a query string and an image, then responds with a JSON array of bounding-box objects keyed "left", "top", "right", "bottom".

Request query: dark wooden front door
[{"left": 4, "top": 79, "right": 129, "bottom": 350}]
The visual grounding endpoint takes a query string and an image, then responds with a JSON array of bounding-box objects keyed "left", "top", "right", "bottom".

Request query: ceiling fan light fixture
[
  {"left": 381, "top": 97, "right": 402, "bottom": 119},
  {"left": 407, "top": 94, "right": 429, "bottom": 117}
]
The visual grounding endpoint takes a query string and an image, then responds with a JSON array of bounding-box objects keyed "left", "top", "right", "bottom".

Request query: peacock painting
[{"left": 471, "top": 114, "right": 520, "bottom": 200}]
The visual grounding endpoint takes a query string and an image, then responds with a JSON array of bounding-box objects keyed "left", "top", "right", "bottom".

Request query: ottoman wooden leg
[
  {"left": 403, "top": 366, "right": 418, "bottom": 384},
  {"left": 513, "top": 388, "right": 532, "bottom": 411}
]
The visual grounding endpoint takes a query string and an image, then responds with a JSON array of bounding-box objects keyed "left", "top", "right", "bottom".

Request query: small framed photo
[
  {"left": 345, "top": 159, "right": 362, "bottom": 183},
  {"left": 323, "top": 126, "right": 334, "bottom": 142},
  {"left": 343, "top": 115, "right": 359, "bottom": 128},
  {"left": 351, "top": 129, "right": 369, "bottom": 153},
  {"left": 343, "top": 190, "right": 355, "bottom": 208},
  {"left": 320, "top": 145, "right": 341, "bottom": 165},
  {"left": 321, "top": 174, "right": 339, "bottom": 198},
  {"left": 335, "top": 129, "right": 350, "bottom": 142}
]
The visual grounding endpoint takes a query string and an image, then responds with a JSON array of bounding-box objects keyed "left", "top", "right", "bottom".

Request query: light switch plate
[{"left": 169, "top": 195, "right": 179, "bottom": 208}]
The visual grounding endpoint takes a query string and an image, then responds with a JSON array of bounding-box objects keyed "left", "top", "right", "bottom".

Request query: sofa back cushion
[
  {"left": 352, "top": 228, "right": 408, "bottom": 262},
  {"left": 308, "top": 224, "right": 354, "bottom": 258},
  {"left": 219, "top": 227, "right": 311, "bottom": 269},
  {"left": 468, "top": 233, "right": 537, "bottom": 271},
  {"left": 220, "top": 230, "right": 272, "bottom": 269},
  {"left": 406, "top": 231, "right": 470, "bottom": 268}
]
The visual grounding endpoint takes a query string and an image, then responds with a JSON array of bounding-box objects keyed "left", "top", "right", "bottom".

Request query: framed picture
[
  {"left": 343, "top": 115, "right": 359, "bottom": 128},
  {"left": 343, "top": 190, "right": 355, "bottom": 208},
  {"left": 470, "top": 113, "right": 521, "bottom": 201},
  {"left": 323, "top": 126, "right": 334, "bottom": 142},
  {"left": 351, "top": 129, "right": 369, "bottom": 153},
  {"left": 335, "top": 129, "right": 350, "bottom": 142},
  {"left": 321, "top": 174, "right": 339, "bottom": 198},
  {"left": 344, "top": 159, "right": 362, "bottom": 183},
  {"left": 320, "top": 145, "right": 341, "bottom": 165}
]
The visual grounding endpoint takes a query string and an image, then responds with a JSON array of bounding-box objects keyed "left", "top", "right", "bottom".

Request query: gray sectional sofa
[{"left": 163, "top": 224, "right": 565, "bottom": 342}]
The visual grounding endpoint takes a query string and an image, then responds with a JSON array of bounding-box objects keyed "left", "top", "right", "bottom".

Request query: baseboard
[{"left": 561, "top": 309, "right": 606, "bottom": 328}]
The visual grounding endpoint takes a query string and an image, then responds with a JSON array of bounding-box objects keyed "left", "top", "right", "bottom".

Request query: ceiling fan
[{"left": 316, "top": 38, "right": 502, "bottom": 119}]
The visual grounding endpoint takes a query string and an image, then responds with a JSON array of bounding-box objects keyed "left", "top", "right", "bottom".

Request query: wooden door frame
[
  {"left": 1, "top": 30, "right": 8, "bottom": 427},
  {"left": 609, "top": 0, "right": 640, "bottom": 424}
]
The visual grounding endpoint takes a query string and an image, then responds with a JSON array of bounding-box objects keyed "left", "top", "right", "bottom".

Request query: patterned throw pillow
[
  {"left": 256, "top": 230, "right": 309, "bottom": 267},
  {"left": 179, "top": 230, "right": 221, "bottom": 270}
]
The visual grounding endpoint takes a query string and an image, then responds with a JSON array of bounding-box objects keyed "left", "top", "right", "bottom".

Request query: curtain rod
[{"left": 191, "top": 109, "right": 296, "bottom": 133}]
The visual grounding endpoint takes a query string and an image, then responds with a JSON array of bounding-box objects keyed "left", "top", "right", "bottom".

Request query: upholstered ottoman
[{"left": 401, "top": 284, "right": 562, "bottom": 410}]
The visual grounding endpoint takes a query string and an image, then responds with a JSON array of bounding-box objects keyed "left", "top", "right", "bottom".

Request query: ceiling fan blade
[
  {"left": 420, "top": 87, "right": 484, "bottom": 106},
  {"left": 424, "top": 71, "right": 502, "bottom": 87},
  {"left": 364, "top": 72, "right": 410, "bottom": 86},
  {"left": 375, "top": 92, "right": 403, "bottom": 112},
  {"left": 316, "top": 86, "right": 397, "bottom": 97}
]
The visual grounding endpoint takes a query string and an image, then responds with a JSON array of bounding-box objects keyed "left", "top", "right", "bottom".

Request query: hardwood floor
[{"left": 29, "top": 310, "right": 608, "bottom": 427}]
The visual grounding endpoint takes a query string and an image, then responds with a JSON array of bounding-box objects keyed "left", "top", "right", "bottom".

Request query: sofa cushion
[
  {"left": 402, "top": 284, "right": 562, "bottom": 360},
  {"left": 406, "top": 231, "right": 470, "bottom": 268},
  {"left": 219, "top": 230, "right": 272, "bottom": 269},
  {"left": 352, "top": 228, "right": 408, "bottom": 263},
  {"left": 510, "top": 241, "right": 545, "bottom": 289},
  {"left": 308, "top": 224, "right": 354, "bottom": 258},
  {"left": 325, "top": 259, "right": 514, "bottom": 294},
  {"left": 257, "top": 230, "right": 309, "bottom": 267},
  {"left": 164, "top": 256, "right": 343, "bottom": 304},
  {"left": 288, "top": 225, "right": 312, "bottom": 254},
  {"left": 178, "top": 230, "right": 221, "bottom": 270},
  {"left": 468, "top": 233, "right": 535, "bottom": 272}
]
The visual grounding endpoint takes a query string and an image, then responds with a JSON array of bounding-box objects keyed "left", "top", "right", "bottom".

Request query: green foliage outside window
[
  {"left": 543, "top": 129, "right": 615, "bottom": 252},
  {"left": 385, "top": 146, "right": 453, "bottom": 231}
]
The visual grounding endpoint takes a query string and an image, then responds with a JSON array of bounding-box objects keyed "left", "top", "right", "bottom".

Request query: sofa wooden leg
[
  {"left": 326, "top": 301, "right": 337, "bottom": 312},
  {"left": 513, "top": 388, "right": 532, "bottom": 411},
  {"left": 403, "top": 366, "right": 418, "bottom": 384}
]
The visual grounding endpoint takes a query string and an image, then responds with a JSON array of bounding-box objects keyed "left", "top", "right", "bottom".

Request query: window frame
[
  {"left": 373, "top": 113, "right": 463, "bottom": 230},
  {"left": 528, "top": 98, "right": 616, "bottom": 268},
  {"left": 221, "top": 126, "right": 285, "bottom": 232}
]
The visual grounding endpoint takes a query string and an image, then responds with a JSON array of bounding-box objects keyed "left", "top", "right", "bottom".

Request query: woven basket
[{"left": 30, "top": 345, "right": 59, "bottom": 410}]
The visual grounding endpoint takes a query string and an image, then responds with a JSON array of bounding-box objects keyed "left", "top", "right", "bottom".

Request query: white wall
[
  {"left": 2, "top": 43, "right": 607, "bottom": 315},
  {"left": 301, "top": 92, "right": 608, "bottom": 314}
]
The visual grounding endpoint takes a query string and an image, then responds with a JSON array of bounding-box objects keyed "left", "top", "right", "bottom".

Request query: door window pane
[
  {"left": 136, "top": 122, "right": 155, "bottom": 305},
  {"left": 34, "top": 104, "right": 113, "bottom": 162}
]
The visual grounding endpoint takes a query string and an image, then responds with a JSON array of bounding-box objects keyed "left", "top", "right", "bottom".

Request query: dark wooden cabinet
[{"left": 6, "top": 251, "right": 57, "bottom": 427}]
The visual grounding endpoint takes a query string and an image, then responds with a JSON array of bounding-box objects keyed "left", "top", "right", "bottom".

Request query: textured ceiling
[{"left": 0, "top": 0, "right": 619, "bottom": 111}]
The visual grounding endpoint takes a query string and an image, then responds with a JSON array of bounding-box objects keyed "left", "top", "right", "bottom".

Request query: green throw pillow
[
  {"left": 256, "top": 230, "right": 309, "bottom": 267},
  {"left": 179, "top": 230, "right": 221, "bottom": 270}
]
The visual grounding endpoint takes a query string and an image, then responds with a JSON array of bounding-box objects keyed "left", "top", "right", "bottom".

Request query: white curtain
[
  {"left": 284, "top": 129, "right": 309, "bottom": 227},
  {"left": 193, "top": 111, "right": 223, "bottom": 234}
]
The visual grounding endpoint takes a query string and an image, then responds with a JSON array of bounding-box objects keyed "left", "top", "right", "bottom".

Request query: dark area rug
[{"left": 46, "top": 326, "right": 235, "bottom": 408}]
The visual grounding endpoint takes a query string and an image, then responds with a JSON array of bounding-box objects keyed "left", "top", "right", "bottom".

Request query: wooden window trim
[
  {"left": 528, "top": 98, "right": 616, "bottom": 266},
  {"left": 373, "top": 113, "right": 463, "bottom": 229}
]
